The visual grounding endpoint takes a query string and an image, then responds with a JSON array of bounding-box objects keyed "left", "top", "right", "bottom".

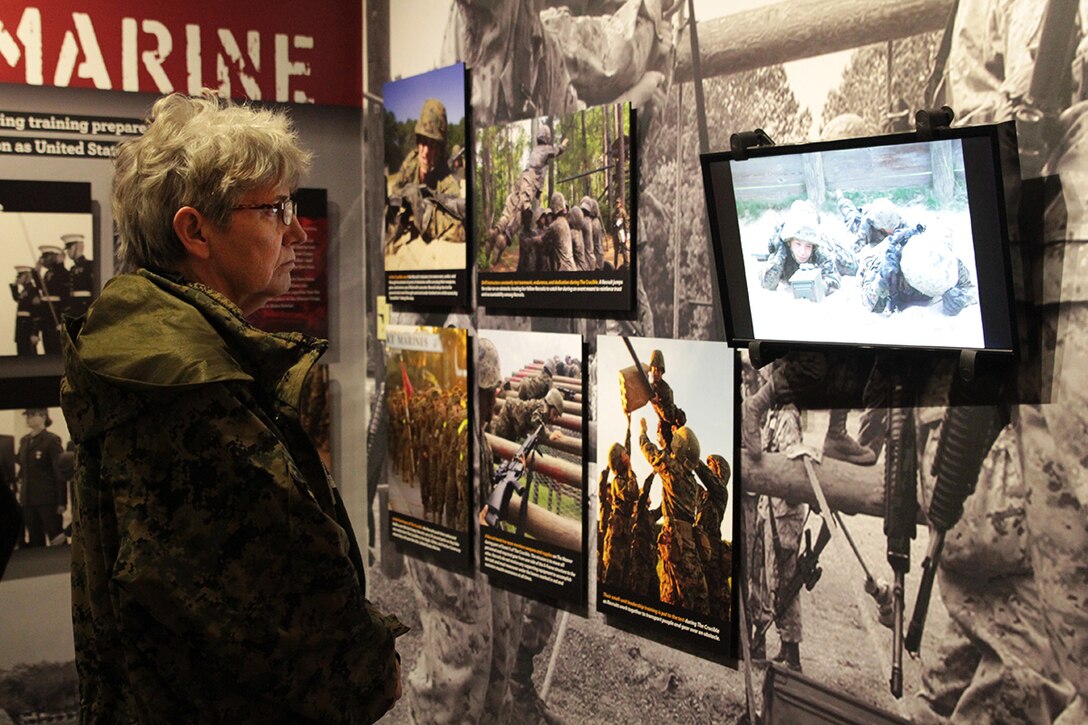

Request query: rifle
[
  {"left": 484, "top": 423, "right": 546, "bottom": 532},
  {"left": 753, "top": 521, "right": 831, "bottom": 650},
  {"left": 556, "top": 385, "right": 579, "bottom": 402},
  {"left": 386, "top": 184, "right": 466, "bottom": 248},
  {"left": 883, "top": 373, "right": 918, "bottom": 698}
]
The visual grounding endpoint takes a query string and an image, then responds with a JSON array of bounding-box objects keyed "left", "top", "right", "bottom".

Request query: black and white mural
[{"left": 367, "top": 0, "right": 1088, "bottom": 723}]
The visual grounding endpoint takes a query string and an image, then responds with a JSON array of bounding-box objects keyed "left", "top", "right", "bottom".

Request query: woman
[{"left": 60, "top": 92, "right": 403, "bottom": 723}]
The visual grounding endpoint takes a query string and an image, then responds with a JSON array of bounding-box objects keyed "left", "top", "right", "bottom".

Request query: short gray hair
[{"left": 113, "top": 90, "right": 312, "bottom": 272}]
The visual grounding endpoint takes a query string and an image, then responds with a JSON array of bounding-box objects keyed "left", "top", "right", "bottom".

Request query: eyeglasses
[{"left": 231, "top": 198, "right": 297, "bottom": 226}]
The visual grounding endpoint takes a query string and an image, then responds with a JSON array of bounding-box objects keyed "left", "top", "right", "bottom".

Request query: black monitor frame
[{"left": 700, "top": 123, "right": 1020, "bottom": 361}]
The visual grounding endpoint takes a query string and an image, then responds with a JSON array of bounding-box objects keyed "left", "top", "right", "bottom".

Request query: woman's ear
[{"left": 172, "top": 206, "right": 211, "bottom": 260}]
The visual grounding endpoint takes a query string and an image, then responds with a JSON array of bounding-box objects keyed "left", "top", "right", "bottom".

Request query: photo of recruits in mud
[
  {"left": 596, "top": 336, "right": 734, "bottom": 626},
  {"left": 476, "top": 103, "right": 632, "bottom": 275},
  {"left": 735, "top": 139, "right": 984, "bottom": 349},
  {"left": 477, "top": 330, "right": 583, "bottom": 553},
  {"left": 382, "top": 64, "right": 467, "bottom": 272},
  {"left": 384, "top": 325, "right": 470, "bottom": 532}
]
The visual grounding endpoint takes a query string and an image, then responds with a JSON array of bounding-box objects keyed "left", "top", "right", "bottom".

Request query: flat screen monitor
[{"left": 700, "top": 123, "right": 1018, "bottom": 357}]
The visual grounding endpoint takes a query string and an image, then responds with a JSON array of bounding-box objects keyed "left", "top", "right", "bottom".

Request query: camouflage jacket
[
  {"left": 760, "top": 243, "right": 841, "bottom": 294},
  {"left": 386, "top": 149, "right": 464, "bottom": 246},
  {"left": 639, "top": 432, "right": 698, "bottom": 524},
  {"left": 492, "top": 397, "right": 550, "bottom": 442},
  {"left": 60, "top": 270, "right": 402, "bottom": 724}
]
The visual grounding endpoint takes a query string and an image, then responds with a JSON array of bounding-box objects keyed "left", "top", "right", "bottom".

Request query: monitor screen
[{"left": 701, "top": 124, "right": 1018, "bottom": 356}]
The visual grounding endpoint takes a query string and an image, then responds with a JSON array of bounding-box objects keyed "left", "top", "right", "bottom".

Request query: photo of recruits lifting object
[
  {"left": 736, "top": 139, "right": 984, "bottom": 349},
  {"left": 0, "top": 207, "right": 95, "bottom": 358},
  {"left": 596, "top": 336, "right": 734, "bottom": 623},
  {"left": 384, "top": 325, "right": 470, "bottom": 531},
  {"left": 477, "top": 329, "right": 583, "bottom": 552},
  {"left": 476, "top": 102, "right": 632, "bottom": 274}
]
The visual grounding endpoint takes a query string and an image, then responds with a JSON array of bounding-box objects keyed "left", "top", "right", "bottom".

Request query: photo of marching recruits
[
  {"left": 595, "top": 335, "right": 734, "bottom": 653},
  {"left": 0, "top": 181, "right": 95, "bottom": 358},
  {"left": 733, "top": 139, "right": 984, "bottom": 350},
  {"left": 384, "top": 325, "right": 470, "bottom": 534}
]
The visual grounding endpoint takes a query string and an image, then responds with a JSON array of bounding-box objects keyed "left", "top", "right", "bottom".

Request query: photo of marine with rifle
[
  {"left": 735, "top": 139, "right": 984, "bottom": 349},
  {"left": 477, "top": 329, "right": 585, "bottom": 602},
  {"left": 381, "top": 64, "right": 469, "bottom": 305},
  {"left": 595, "top": 335, "right": 735, "bottom": 656}
]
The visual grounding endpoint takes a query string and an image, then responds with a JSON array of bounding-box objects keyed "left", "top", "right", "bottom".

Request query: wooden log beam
[
  {"left": 675, "top": 0, "right": 953, "bottom": 84},
  {"left": 482, "top": 494, "right": 582, "bottom": 551},
  {"left": 486, "top": 433, "right": 582, "bottom": 487},
  {"left": 741, "top": 450, "right": 924, "bottom": 525},
  {"left": 516, "top": 368, "right": 582, "bottom": 388}
]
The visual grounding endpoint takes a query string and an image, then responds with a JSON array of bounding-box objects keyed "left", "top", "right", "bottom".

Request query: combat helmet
[
  {"left": 899, "top": 230, "right": 958, "bottom": 297},
  {"left": 672, "top": 426, "right": 701, "bottom": 469},
  {"left": 867, "top": 198, "right": 902, "bottom": 233},
  {"left": 568, "top": 204, "right": 585, "bottom": 226},
  {"left": 478, "top": 338, "right": 502, "bottom": 389},
  {"left": 537, "top": 125, "right": 552, "bottom": 145},
  {"left": 649, "top": 349, "right": 665, "bottom": 374},
  {"left": 779, "top": 201, "right": 821, "bottom": 246},
  {"left": 820, "top": 113, "right": 873, "bottom": 141},
  {"left": 544, "top": 388, "right": 564, "bottom": 415},
  {"left": 579, "top": 195, "right": 596, "bottom": 218},
  {"left": 607, "top": 442, "right": 628, "bottom": 472},
  {"left": 415, "top": 98, "right": 448, "bottom": 142},
  {"left": 549, "top": 191, "right": 567, "bottom": 215},
  {"left": 707, "top": 453, "right": 730, "bottom": 480}
]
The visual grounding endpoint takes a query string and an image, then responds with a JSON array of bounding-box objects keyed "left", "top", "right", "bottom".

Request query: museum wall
[{"left": 366, "top": 1, "right": 1088, "bottom": 724}]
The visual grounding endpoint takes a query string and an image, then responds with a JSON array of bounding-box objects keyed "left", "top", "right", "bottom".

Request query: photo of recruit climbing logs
[
  {"left": 475, "top": 102, "right": 635, "bottom": 312},
  {"left": 476, "top": 329, "right": 586, "bottom": 604},
  {"left": 595, "top": 335, "right": 735, "bottom": 658},
  {"left": 384, "top": 324, "right": 471, "bottom": 566}
]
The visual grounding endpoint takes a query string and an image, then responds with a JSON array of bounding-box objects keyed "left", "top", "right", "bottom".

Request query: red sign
[{"left": 0, "top": 2, "right": 361, "bottom": 106}]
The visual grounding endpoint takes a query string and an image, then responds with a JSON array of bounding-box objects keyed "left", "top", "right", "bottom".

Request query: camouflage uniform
[
  {"left": 917, "top": 6, "right": 1088, "bottom": 717},
  {"left": 441, "top": 1, "right": 579, "bottom": 126},
  {"left": 760, "top": 236, "right": 841, "bottom": 295},
  {"left": 639, "top": 430, "right": 709, "bottom": 615},
  {"left": 649, "top": 376, "right": 684, "bottom": 449},
  {"left": 858, "top": 237, "right": 976, "bottom": 315},
  {"left": 384, "top": 100, "right": 464, "bottom": 253},
  {"left": 60, "top": 270, "right": 402, "bottom": 723},
  {"left": 518, "top": 371, "right": 553, "bottom": 400},
  {"left": 491, "top": 137, "right": 567, "bottom": 257},
  {"left": 572, "top": 202, "right": 596, "bottom": 270},
  {"left": 568, "top": 205, "right": 590, "bottom": 270},
  {"left": 602, "top": 431, "right": 639, "bottom": 589},
  {"left": 579, "top": 197, "right": 605, "bottom": 271},
  {"left": 544, "top": 202, "right": 577, "bottom": 272},
  {"left": 492, "top": 398, "right": 551, "bottom": 442},
  {"left": 912, "top": 419, "right": 1074, "bottom": 723},
  {"left": 625, "top": 471, "right": 660, "bottom": 598},
  {"left": 694, "top": 457, "right": 731, "bottom": 611},
  {"left": 764, "top": 404, "right": 806, "bottom": 646}
]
